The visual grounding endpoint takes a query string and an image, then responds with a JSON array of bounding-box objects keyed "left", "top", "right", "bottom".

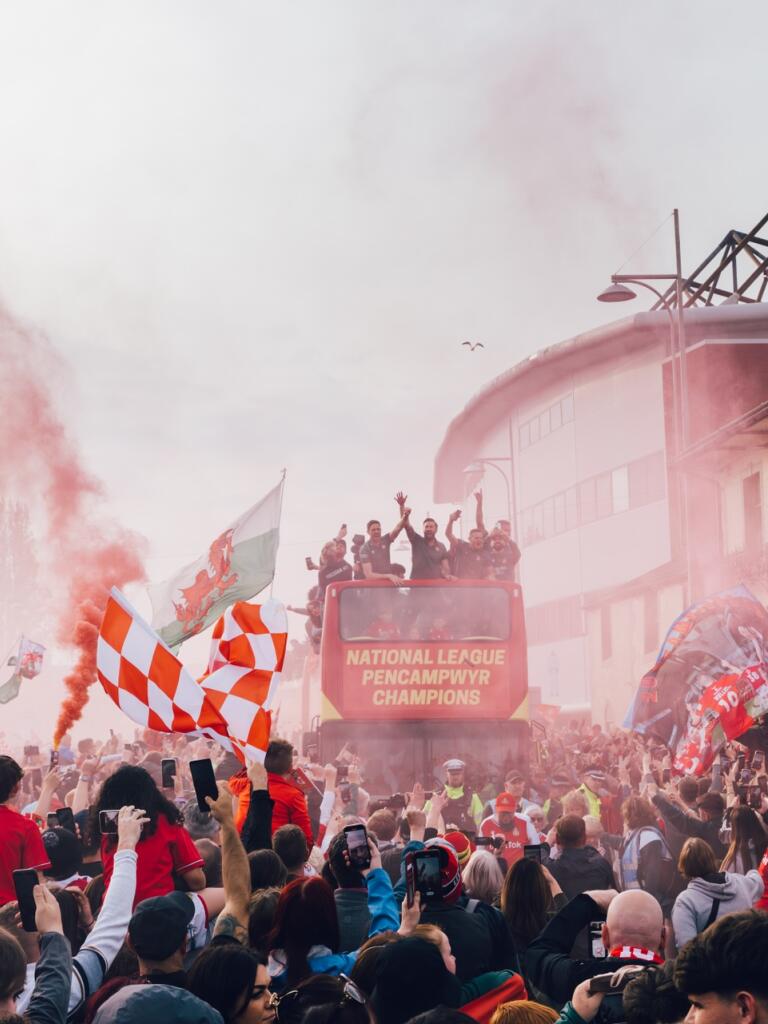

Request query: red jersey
[
  {"left": 479, "top": 813, "right": 537, "bottom": 866},
  {"left": 0, "top": 805, "right": 51, "bottom": 905},
  {"left": 101, "top": 813, "right": 202, "bottom": 907}
]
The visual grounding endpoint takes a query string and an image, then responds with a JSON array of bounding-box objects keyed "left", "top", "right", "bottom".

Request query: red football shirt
[
  {"left": 0, "top": 805, "right": 51, "bottom": 905},
  {"left": 100, "top": 813, "right": 203, "bottom": 907}
]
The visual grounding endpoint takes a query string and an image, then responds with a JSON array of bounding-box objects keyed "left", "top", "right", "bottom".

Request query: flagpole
[{"left": 271, "top": 469, "right": 287, "bottom": 598}]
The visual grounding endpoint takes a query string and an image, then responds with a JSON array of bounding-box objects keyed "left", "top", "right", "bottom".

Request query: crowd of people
[
  {"left": 289, "top": 491, "right": 522, "bottom": 652},
  {"left": 1, "top": 718, "right": 768, "bottom": 1024}
]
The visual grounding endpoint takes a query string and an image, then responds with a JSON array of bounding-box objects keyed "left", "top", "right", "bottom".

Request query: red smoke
[{"left": 0, "top": 305, "right": 147, "bottom": 743}]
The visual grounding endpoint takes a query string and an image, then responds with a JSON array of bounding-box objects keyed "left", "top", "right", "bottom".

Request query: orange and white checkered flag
[{"left": 96, "top": 588, "right": 287, "bottom": 762}]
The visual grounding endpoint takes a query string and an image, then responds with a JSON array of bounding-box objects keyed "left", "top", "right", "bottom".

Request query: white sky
[{"left": 2, "top": 0, "right": 768, "bottom": 740}]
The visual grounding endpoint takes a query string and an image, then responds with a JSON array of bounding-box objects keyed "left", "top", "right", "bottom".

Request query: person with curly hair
[{"left": 92, "top": 765, "right": 205, "bottom": 906}]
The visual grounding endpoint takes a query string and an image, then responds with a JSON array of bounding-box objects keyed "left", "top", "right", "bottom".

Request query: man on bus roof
[
  {"left": 425, "top": 758, "right": 484, "bottom": 833},
  {"left": 400, "top": 504, "right": 452, "bottom": 581},
  {"left": 359, "top": 505, "right": 408, "bottom": 584},
  {"left": 445, "top": 511, "right": 494, "bottom": 580},
  {"left": 474, "top": 490, "right": 521, "bottom": 579}
]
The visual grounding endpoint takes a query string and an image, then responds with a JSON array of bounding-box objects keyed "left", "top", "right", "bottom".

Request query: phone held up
[
  {"left": 161, "top": 758, "right": 177, "bottom": 790},
  {"left": 405, "top": 849, "right": 442, "bottom": 908},
  {"left": 190, "top": 758, "right": 218, "bottom": 813},
  {"left": 589, "top": 921, "right": 607, "bottom": 959},
  {"left": 99, "top": 809, "right": 120, "bottom": 835},
  {"left": 13, "top": 869, "right": 39, "bottom": 932},
  {"left": 343, "top": 824, "right": 371, "bottom": 871}
]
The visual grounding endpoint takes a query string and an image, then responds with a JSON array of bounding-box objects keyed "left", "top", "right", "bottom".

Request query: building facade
[{"left": 434, "top": 304, "right": 768, "bottom": 721}]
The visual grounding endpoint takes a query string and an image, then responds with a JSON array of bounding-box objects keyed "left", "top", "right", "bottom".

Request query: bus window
[{"left": 339, "top": 586, "right": 510, "bottom": 642}]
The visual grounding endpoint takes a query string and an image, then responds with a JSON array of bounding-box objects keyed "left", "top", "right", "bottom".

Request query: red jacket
[{"left": 268, "top": 772, "right": 314, "bottom": 848}]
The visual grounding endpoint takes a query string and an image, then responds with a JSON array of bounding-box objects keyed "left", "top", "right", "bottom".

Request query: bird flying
[{"left": 461, "top": 341, "right": 484, "bottom": 351}]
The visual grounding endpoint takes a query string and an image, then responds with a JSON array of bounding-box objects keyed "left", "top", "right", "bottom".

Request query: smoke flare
[{"left": 0, "top": 305, "right": 147, "bottom": 742}]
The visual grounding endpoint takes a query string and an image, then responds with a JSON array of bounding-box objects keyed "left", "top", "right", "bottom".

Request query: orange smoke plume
[{"left": 0, "top": 306, "right": 146, "bottom": 743}]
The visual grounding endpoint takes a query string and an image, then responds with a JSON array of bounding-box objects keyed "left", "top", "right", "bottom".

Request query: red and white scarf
[{"left": 609, "top": 946, "right": 664, "bottom": 964}]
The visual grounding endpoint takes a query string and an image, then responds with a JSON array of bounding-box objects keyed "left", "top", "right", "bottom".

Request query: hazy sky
[{"left": 2, "top": 0, "right": 768, "bottom": 739}]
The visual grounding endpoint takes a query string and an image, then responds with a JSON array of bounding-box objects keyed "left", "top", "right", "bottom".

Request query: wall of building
[{"left": 586, "top": 581, "right": 685, "bottom": 726}]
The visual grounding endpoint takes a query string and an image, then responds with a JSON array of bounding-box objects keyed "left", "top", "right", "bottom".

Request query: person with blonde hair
[
  {"left": 462, "top": 850, "right": 505, "bottom": 906},
  {"left": 490, "top": 1002, "right": 557, "bottom": 1024}
]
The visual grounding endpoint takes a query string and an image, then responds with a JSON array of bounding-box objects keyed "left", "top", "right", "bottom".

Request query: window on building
[
  {"left": 612, "top": 466, "right": 630, "bottom": 514},
  {"left": 629, "top": 451, "right": 666, "bottom": 507},
  {"left": 532, "top": 503, "right": 544, "bottom": 541},
  {"left": 644, "top": 590, "right": 658, "bottom": 654},
  {"left": 601, "top": 604, "right": 612, "bottom": 660},
  {"left": 519, "top": 421, "right": 530, "bottom": 450},
  {"left": 554, "top": 492, "right": 566, "bottom": 533},
  {"left": 530, "top": 416, "right": 540, "bottom": 444},
  {"left": 596, "top": 472, "right": 612, "bottom": 518},
  {"left": 580, "top": 478, "right": 596, "bottom": 524},
  {"left": 550, "top": 401, "right": 562, "bottom": 431},
  {"left": 562, "top": 393, "right": 575, "bottom": 423},
  {"left": 565, "top": 486, "right": 579, "bottom": 530},
  {"left": 743, "top": 472, "right": 763, "bottom": 552},
  {"left": 540, "top": 408, "right": 551, "bottom": 438},
  {"left": 542, "top": 497, "right": 555, "bottom": 538}
]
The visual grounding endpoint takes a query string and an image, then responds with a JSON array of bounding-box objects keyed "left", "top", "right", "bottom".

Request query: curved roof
[{"left": 433, "top": 303, "right": 768, "bottom": 503}]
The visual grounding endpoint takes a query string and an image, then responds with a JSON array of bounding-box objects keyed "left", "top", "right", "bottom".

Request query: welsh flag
[
  {"left": 148, "top": 477, "right": 284, "bottom": 649},
  {"left": 0, "top": 636, "right": 46, "bottom": 705}
]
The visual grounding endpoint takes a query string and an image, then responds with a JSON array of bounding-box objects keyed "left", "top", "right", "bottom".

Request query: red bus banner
[{"left": 320, "top": 579, "right": 527, "bottom": 721}]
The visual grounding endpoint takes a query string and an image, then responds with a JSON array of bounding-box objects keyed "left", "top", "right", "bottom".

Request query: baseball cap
[
  {"left": 443, "top": 758, "right": 465, "bottom": 771},
  {"left": 128, "top": 892, "right": 194, "bottom": 961},
  {"left": 551, "top": 772, "right": 572, "bottom": 786},
  {"left": 42, "top": 826, "right": 81, "bottom": 878},
  {"left": 584, "top": 765, "right": 607, "bottom": 782},
  {"left": 496, "top": 792, "right": 518, "bottom": 812},
  {"left": 443, "top": 830, "right": 474, "bottom": 867},
  {"left": 505, "top": 770, "right": 525, "bottom": 783},
  {"left": 93, "top": 985, "right": 223, "bottom": 1024}
]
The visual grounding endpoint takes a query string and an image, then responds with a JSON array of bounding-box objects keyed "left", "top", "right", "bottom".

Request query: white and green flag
[{"left": 148, "top": 476, "right": 284, "bottom": 649}]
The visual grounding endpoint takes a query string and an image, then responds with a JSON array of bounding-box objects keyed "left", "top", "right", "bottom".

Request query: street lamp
[
  {"left": 595, "top": 208, "right": 692, "bottom": 602},
  {"left": 463, "top": 458, "right": 513, "bottom": 535}
]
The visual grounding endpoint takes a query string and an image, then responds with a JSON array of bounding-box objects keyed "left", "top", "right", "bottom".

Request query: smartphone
[
  {"left": 343, "top": 824, "right": 371, "bottom": 871},
  {"left": 336, "top": 765, "right": 349, "bottom": 783},
  {"left": 405, "top": 854, "right": 417, "bottom": 907},
  {"left": 23, "top": 745, "right": 39, "bottom": 758},
  {"left": 190, "top": 758, "right": 218, "bottom": 813},
  {"left": 589, "top": 921, "right": 606, "bottom": 959},
  {"left": 409, "top": 849, "right": 442, "bottom": 904},
  {"left": 46, "top": 813, "right": 58, "bottom": 830},
  {"left": 99, "top": 809, "right": 120, "bottom": 834},
  {"left": 737, "top": 753, "right": 746, "bottom": 773},
  {"left": 739, "top": 768, "right": 754, "bottom": 786},
  {"left": 387, "top": 793, "right": 407, "bottom": 811},
  {"left": 13, "top": 869, "right": 39, "bottom": 932},
  {"left": 56, "top": 807, "right": 76, "bottom": 834},
  {"left": 339, "top": 783, "right": 352, "bottom": 805},
  {"left": 662, "top": 768, "right": 671, "bottom": 785},
  {"left": 161, "top": 758, "right": 177, "bottom": 789},
  {"left": 752, "top": 751, "right": 766, "bottom": 772},
  {"left": 424, "top": 791, "right": 434, "bottom": 801},
  {"left": 50, "top": 749, "right": 59, "bottom": 768},
  {"left": 748, "top": 786, "right": 762, "bottom": 809},
  {"left": 305, "top": 556, "right": 314, "bottom": 569},
  {"left": 524, "top": 844, "right": 543, "bottom": 862}
]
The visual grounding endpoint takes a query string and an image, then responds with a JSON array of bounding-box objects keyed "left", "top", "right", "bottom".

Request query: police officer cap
[{"left": 443, "top": 758, "right": 466, "bottom": 771}]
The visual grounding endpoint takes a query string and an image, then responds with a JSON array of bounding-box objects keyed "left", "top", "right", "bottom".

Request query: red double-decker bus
[{"left": 314, "top": 578, "right": 529, "bottom": 792}]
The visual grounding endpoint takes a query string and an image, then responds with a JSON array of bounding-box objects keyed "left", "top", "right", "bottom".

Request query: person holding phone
[
  {"left": 267, "top": 836, "right": 399, "bottom": 991},
  {"left": 478, "top": 792, "right": 540, "bottom": 867},
  {"left": 93, "top": 765, "right": 205, "bottom": 906},
  {"left": 0, "top": 755, "right": 50, "bottom": 906}
]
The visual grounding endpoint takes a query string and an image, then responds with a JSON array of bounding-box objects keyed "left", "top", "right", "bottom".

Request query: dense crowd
[
  {"left": 1, "top": 718, "right": 768, "bottom": 1024},
  {"left": 289, "top": 491, "right": 522, "bottom": 652}
]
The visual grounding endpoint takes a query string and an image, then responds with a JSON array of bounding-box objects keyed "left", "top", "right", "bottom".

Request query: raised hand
[
  {"left": 395, "top": 491, "right": 407, "bottom": 508},
  {"left": 34, "top": 885, "right": 63, "bottom": 935},
  {"left": 117, "top": 805, "right": 150, "bottom": 851},
  {"left": 206, "top": 782, "right": 235, "bottom": 824}
]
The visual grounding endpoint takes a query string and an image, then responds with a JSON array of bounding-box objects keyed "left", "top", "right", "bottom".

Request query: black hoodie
[{"left": 543, "top": 845, "right": 615, "bottom": 900}]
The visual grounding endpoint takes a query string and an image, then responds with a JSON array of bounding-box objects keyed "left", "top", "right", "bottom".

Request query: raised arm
[
  {"left": 207, "top": 782, "right": 251, "bottom": 944},
  {"left": 474, "top": 490, "right": 485, "bottom": 533},
  {"left": 445, "top": 509, "right": 461, "bottom": 548},
  {"left": 240, "top": 760, "right": 275, "bottom": 853}
]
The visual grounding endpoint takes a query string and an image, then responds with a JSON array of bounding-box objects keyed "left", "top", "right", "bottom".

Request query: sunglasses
[{"left": 274, "top": 975, "right": 366, "bottom": 1022}]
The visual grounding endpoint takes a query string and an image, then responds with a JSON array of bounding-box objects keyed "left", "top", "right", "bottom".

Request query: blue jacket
[{"left": 269, "top": 867, "right": 399, "bottom": 989}]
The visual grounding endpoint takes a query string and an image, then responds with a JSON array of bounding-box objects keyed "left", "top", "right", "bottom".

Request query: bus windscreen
[{"left": 339, "top": 585, "right": 510, "bottom": 643}]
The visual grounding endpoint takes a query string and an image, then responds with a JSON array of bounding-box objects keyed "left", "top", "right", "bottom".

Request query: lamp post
[
  {"left": 463, "top": 458, "right": 514, "bottom": 536},
  {"left": 597, "top": 208, "right": 688, "bottom": 451},
  {"left": 596, "top": 208, "right": 692, "bottom": 601}
]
